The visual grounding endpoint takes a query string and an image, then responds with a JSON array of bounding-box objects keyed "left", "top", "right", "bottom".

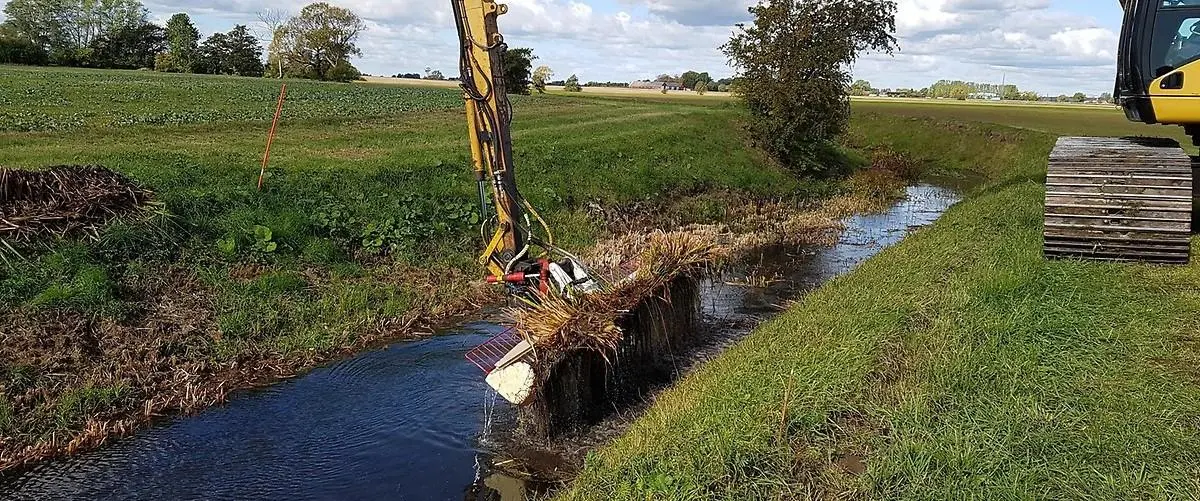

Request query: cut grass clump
[
  {"left": 513, "top": 231, "right": 724, "bottom": 356},
  {"left": 0, "top": 165, "right": 154, "bottom": 248}
]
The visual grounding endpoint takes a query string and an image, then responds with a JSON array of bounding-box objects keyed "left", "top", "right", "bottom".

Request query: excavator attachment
[{"left": 1044, "top": 137, "right": 1193, "bottom": 264}]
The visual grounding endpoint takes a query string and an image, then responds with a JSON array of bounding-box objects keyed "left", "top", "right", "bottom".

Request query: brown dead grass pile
[
  {"left": 510, "top": 231, "right": 723, "bottom": 357},
  {"left": 0, "top": 166, "right": 152, "bottom": 246},
  {"left": 512, "top": 150, "right": 917, "bottom": 359}
]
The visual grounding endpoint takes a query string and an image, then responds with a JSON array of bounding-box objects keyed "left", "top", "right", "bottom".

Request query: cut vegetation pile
[
  {"left": 512, "top": 148, "right": 917, "bottom": 360},
  {"left": 1, "top": 166, "right": 152, "bottom": 247}
]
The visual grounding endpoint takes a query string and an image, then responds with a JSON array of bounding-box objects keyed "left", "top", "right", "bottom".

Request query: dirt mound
[{"left": 0, "top": 166, "right": 152, "bottom": 245}]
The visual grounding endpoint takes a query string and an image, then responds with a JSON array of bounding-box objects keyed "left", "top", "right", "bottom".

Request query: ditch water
[{"left": 0, "top": 185, "right": 961, "bottom": 501}]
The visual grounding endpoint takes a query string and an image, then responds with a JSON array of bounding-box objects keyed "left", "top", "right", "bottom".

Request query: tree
[
  {"left": 722, "top": 0, "right": 897, "bottom": 176},
  {"left": 0, "top": 23, "right": 48, "bottom": 65},
  {"left": 695, "top": 78, "right": 709, "bottom": 95},
  {"left": 84, "top": 21, "right": 163, "bottom": 68},
  {"left": 276, "top": 2, "right": 365, "bottom": 80},
  {"left": 225, "top": 25, "right": 264, "bottom": 76},
  {"left": 195, "top": 26, "right": 263, "bottom": 76},
  {"left": 1099, "top": 92, "right": 1114, "bottom": 103},
  {"left": 160, "top": 13, "right": 199, "bottom": 72},
  {"left": 257, "top": 9, "right": 290, "bottom": 78},
  {"left": 681, "top": 70, "right": 701, "bottom": 90},
  {"left": 424, "top": 67, "right": 445, "bottom": 80},
  {"left": 2, "top": 0, "right": 149, "bottom": 66},
  {"left": 1072, "top": 92, "right": 1087, "bottom": 103},
  {"left": 502, "top": 47, "right": 536, "bottom": 95},
  {"left": 532, "top": 65, "right": 553, "bottom": 94},
  {"left": 564, "top": 74, "right": 582, "bottom": 92},
  {"left": 849, "top": 79, "right": 873, "bottom": 96}
]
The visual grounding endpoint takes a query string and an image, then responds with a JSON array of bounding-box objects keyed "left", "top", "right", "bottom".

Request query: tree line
[
  {"left": 0, "top": 0, "right": 366, "bottom": 82},
  {"left": 849, "top": 79, "right": 1113, "bottom": 103}
]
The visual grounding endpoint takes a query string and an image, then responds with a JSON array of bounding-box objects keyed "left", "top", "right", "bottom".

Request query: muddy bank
[{"left": 0, "top": 185, "right": 960, "bottom": 500}]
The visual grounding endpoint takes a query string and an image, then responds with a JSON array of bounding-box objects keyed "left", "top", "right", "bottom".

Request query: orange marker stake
[{"left": 258, "top": 83, "right": 288, "bottom": 192}]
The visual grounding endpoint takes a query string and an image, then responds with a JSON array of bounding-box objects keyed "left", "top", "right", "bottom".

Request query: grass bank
[
  {"left": 0, "top": 67, "right": 847, "bottom": 470},
  {"left": 560, "top": 111, "right": 1200, "bottom": 498}
]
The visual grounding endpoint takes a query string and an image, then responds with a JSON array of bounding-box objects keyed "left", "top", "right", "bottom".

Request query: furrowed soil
[
  {"left": 0, "top": 67, "right": 893, "bottom": 471},
  {"left": 558, "top": 104, "right": 1200, "bottom": 499}
]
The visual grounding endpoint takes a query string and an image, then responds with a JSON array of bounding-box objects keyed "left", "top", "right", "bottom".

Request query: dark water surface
[{"left": 1, "top": 185, "right": 960, "bottom": 501}]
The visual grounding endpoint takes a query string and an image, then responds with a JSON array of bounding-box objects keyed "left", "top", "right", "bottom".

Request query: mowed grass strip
[{"left": 559, "top": 113, "right": 1200, "bottom": 499}]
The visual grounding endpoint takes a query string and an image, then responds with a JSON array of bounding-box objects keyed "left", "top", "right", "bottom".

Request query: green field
[
  {"left": 6, "top": 64, "right": 1200, "bottom": 498},
  {"left": 0, "top": 66, "right": 814, "bottom": 467},
  {"left": 560, "top": 102, "right": 1200, "bottom": 498}
]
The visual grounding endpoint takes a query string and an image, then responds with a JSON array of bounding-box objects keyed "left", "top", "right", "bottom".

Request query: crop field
[{"left": 0, "top": 66, "right": 469, "bottom": 131}]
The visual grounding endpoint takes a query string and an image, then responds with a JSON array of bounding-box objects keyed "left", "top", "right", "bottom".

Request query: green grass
[
  {"left": 0, "top": 66, "right": 799, "bottom": 342},
  {"left": 0, "top": 66, "right": 814, "bottom": 459},
  {"left": 559, "top": 107, "right": 1200, "bottom": 499},
  {"left": 54, "top": 385, "right": 129, "bottom": 429}
]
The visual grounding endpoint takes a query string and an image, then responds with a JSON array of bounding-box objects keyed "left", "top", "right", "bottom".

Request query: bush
[
  {"left": 564, "top": 74, "right": 582, "bottom": 92},
  {"left": 723, "top": 0, "right": 897, "bottom": 177},
  {"left": 154, "top": 52, "right": 184, "bottom": 72},
  {"left": 327, "top": 60, "right": 363, "bottom": 83},
  {"left": 0, "top": 35, "right": 49, "bottom": 65}
]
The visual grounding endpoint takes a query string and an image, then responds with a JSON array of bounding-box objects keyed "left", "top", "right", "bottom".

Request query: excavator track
[{"left": 1044, "top": 137, "right": 1193, "bottom": 265}]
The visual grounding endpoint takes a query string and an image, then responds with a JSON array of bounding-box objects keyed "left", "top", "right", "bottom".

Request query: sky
[{"left": 2, "top": 0, "right": 1126, "bottom": 95}]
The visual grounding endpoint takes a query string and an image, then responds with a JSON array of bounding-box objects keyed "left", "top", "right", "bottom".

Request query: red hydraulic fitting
[{"left": 486, "top": 272, "right": 528, "bottom": 284}]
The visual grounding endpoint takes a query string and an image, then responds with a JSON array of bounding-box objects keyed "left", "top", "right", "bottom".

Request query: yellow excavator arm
[{"left": 450, "top": 0, "right": 600, "bottom": 300}]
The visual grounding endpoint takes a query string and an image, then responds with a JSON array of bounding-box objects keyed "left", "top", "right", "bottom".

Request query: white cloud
[{"left": 127, "top": 0, "right": 1121, "bottom": 94}]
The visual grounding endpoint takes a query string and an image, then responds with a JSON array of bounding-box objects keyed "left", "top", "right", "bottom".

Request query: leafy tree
[
  {"left": 224, "top": 25, "right": 264, "bottom": 76},
  {"left": 1072, "top": 92, "right": 1087, "bottom": 103},
  {"left": 1099, "top": 92, "right": 1113, "bottom": 103},
  {"left": 849, "top": 79, "right": 873, "bottom": 96},
  {"left": 197, "top": 32, "right": 229, "bottom": 74},
  {"left": 161, "top": 13, "right": 199, "bottom": 72},
  {"left": 0, "top": 23, "right": 48, "bottom": 64},
  {"left": 695, "top": 78, "right": 709, "bottom": 95},
  {"left": 564, "top": 74, "right": 582, "bottom": 92},
  {"left": 2, "top": 0, "right": 148, "bottom": 66},
  {"left": 722, "top": 0, "right": 897, "bottom": 176},
  {"left": 681, "top": 70, "right": 701, "bottom": 90},
  {"left": 275, "top": 2, "right": 364, "bottom": 80},
  {"left": 196, "top": 26, "right": 264, "bottom": 76},
  {"left": 424, "top": 68, "right": 445, "bottom": 80},
  {"left": 532, "top": 65, "right": 553, "bottom": 93},
  {"left": 85, "top": 21, "right": 163, "bottom": 68},
  {"left": 502, "top": 46, "right": 535, "bottom": 95}
]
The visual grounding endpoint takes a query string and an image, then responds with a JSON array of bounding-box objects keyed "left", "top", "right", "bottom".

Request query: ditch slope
[{"left": 560, "top": 113, "right": 1200, "bottom": 500}]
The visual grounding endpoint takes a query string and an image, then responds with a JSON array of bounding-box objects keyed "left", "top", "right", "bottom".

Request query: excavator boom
[{"left": 450, "top": 0, "right": 600, "bottom": 299}]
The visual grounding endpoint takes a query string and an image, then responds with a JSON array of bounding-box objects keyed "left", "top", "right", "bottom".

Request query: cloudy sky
[{"left": 4, "top": 0, "right": 1126, "bottom": 95}]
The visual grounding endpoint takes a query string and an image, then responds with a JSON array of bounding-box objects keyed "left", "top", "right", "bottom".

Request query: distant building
[
  {"left": 968, "top": 92, "right": 1001, "bottom": 101},
  {"left": 630, "top": 80, "right": 683, "bottom": 91}
]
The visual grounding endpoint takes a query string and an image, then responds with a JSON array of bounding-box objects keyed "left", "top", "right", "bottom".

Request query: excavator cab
[{"left": 1118, "top": 0, "right": 1200, "bottom": 137}]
